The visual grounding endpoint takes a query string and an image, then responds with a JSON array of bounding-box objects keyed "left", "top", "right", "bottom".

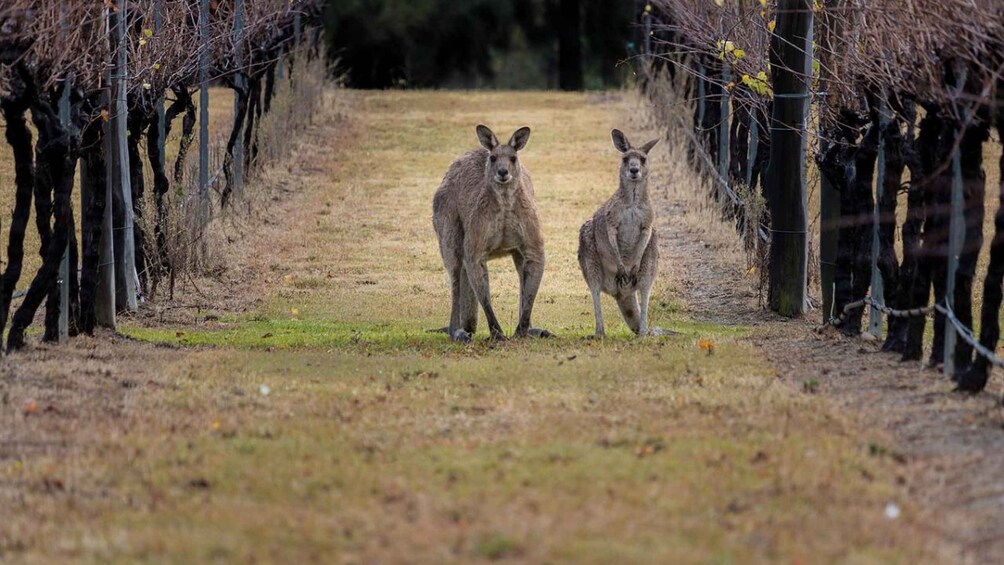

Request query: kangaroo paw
[
  {"left": 528, "top": 328, "right": 553, "bottom": 338},
  {"left": 646, "top": 327, "right": 677, "bottom": 336}
]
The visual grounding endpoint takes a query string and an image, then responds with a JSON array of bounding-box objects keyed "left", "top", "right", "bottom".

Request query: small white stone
[
  {"left": 884, "top": 502, "right": 901, "bottom": 520},
  {"left": 259, "top": 384, "right": 271, "bottom": 397}
]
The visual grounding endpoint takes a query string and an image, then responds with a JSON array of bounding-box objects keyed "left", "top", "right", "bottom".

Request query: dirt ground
[
  {"left": 634, "top": 105, "right": 1004, "bottom": 562},
  {"left": 3, "top": 88, "right": 998, "bottom": 563}
]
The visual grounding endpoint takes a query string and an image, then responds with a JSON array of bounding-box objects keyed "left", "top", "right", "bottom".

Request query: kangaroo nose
[
  {"left": 630, "top": 166, "right": 639, "bottom": 174},
  {"left": 498, "top": 169, "right": 509, "bottom": 177}
]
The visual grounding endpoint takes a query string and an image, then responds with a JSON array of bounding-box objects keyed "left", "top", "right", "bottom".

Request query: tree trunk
[
  {"left": 949, "top": 106, "right": 990, "bottom": 373},
  {"left": 223, "top": 81, "right": 251, "bottom": 207},
  {"left": 0, "top": 91, "right": 35, "bottom": 337},
  {"left": 79, "top": 105, "right": 112, "bottom": 334},
  {"left": 558, "top": 0, "right": 583, "bottom": 91},
  {"left": 8, "top": 99, "right": 77, "bottom": 350},
  {"left": 173, "top": 88, "right": 197, "bottom": 184},
  {"left": 822, "top": 115, "right": 876, "bottom": 335},
  {"left": 904, "top": 106, "right": 952, "bottom": 362},
  {"left": 877, "top": 108, "right": 907, "bottom": 351},
  {"left": 764, "top": 0, "right": 813, "bottom": 316},
  {"left": 960, "top": 116, "right": 1004, "bottom": 391},
  {"left": 128, "top": 102, "right": 148, "bottom": 293},
  {"left": 243, "top": 76, "right": 263, "bottom": 172}
]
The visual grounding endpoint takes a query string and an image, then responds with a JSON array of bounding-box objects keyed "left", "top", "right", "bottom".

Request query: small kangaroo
[
  {"left": 578, "top": 129, "right": 661, "bottom": 338},
  {"left": 432, "top": 125, "right": 550, "bottom": 342}
]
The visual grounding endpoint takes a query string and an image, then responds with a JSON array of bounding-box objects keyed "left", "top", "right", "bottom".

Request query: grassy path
[{"left": 5, "top": 90, "right": 929, "bottom": 563}]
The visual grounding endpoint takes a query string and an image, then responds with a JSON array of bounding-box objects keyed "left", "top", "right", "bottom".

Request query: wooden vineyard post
[
  {"left": 868, "top": 94, "right": 888, "bottom": 337},
  {"left": 764, "top": 0, "right": 813, "bottom": 317}
]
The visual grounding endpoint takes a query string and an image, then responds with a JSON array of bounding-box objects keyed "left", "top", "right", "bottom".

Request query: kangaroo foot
[
  {"left": 450, "top": 329, "right": 473, "bottom": 343},
  {"left": 644, "top": 327, "right": 677, "bottom": 336},
  {"left": 584, "top": 332, "right": 605, "bottom": 341},
  {"left": 513, "top": 327, "right": 552, "bottom": 339}
]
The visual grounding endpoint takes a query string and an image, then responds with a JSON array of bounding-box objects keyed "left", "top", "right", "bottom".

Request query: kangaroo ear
[
  {"left": 611, "top": 129, "right": 631, "bottom": 153},
  {"left": 476, "top": 125, "right": 499, "bottom": 150},
  {"left": 508, "top": 127, "right": 531, "bottom": 151},
  {"left": 639, "top": 137, "right": 660, "bottom": 154}
]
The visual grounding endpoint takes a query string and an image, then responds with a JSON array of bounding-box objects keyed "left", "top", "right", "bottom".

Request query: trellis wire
[
  {"left": 937, "top": 303, "right": 1004, "bottom": 369},
  {"left": 675, "top": 115, "right": 769, "bottom": 243}
]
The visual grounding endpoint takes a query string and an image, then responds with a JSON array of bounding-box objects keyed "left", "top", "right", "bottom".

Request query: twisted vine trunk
[
  {"left": 961, "top": 114, "right": 1004, "bottom": 391},
  {"left": 243, "top": 74, "right": 263, "bottom": 172},
  {"left": 79, "top": 107, "right": 109, "bottom": 335},
  {"left": 822, "top": 115, "right": 877, "bottom": 335},
  {"left": 0, "top": 90, "right": 35, "bottom": 337},
  {"left": 8, "top": 97, "right": 78, "bottom": 350},
  {"left": 172, "top": 87, "right": 197, "bottom": 184},
  {"left": 148, "top": 100, "right": 170, "bottom": 275},
  {"left": 949, "top": 102, "right": 990, "bottom": 373},
  {"left": 904, "top": 105, "right": 952, "bottom": 363},
  {"left": 222, "top": 81, "right": 251, "bottom": 208},
  {"left": 883, "top": 99, "right": 918, "bottom": 353},
  {"left": 128, "top": 102, "right": 149, "bottom": 293}
]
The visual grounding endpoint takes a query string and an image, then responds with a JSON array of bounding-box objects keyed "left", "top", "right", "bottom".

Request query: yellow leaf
[
  {"left": 767, "top": 19, "right": 776, "bottom": 33},
  {"left": 698, "top": 338, "right": 715, "bottom": 355}
]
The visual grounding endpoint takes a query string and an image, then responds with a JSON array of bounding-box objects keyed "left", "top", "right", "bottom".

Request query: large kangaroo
[
  {"left": 432, "top": 125, "right": 550, "bottom": 342},
  {"left": 578, "top": 129, "right": 661, "bottom": 338}
]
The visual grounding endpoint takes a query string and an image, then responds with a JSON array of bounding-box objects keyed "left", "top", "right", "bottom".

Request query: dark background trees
[{"left": 322, "top": 0, "right": 636, "bottom": 89}]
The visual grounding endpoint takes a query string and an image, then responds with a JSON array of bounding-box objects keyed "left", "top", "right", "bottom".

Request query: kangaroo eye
[
  {"left": 622, "top": 156, "right": 629, "bottom": 164},
  {"left": 640, "top": 157, "right": 646, "bottom": 165},
  {"left": 490, "top": 155, "right": 497, "bottom": 163},
  {"left": 510, "top": 156, "right": 516, "bottom": 164}
]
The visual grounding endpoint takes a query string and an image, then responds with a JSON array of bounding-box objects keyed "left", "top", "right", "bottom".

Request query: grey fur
[
  {"left": 577, "top": 129, "right": 661, "bottom": 338},
  {"left": 432, "top": 125, "right": 549, "bottom": 342}
]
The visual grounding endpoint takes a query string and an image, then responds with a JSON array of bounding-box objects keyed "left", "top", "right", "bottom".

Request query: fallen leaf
[
  {"left": 698, "top": 338, "right": 715, "bottom": 355},
  {"left": 22, "top": 401, "right": 39, "bottom": 416}
]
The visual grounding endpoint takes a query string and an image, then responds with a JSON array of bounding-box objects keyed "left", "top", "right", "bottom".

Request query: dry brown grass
[{"left": 1, "top": 89, "right": 938, "bottom": 563}]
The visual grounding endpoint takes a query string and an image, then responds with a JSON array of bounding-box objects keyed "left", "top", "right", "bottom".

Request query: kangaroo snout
[{"left": 497, "top": 168, "right": 511, "bottom": 182}]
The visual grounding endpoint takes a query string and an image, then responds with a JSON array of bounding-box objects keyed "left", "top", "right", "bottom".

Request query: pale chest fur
[
  {"left": 479, "top": 187, "right": 529, "bottom": 258},
  {"left": 615, "top": 204, "right": 649, "bottom": 260}
]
